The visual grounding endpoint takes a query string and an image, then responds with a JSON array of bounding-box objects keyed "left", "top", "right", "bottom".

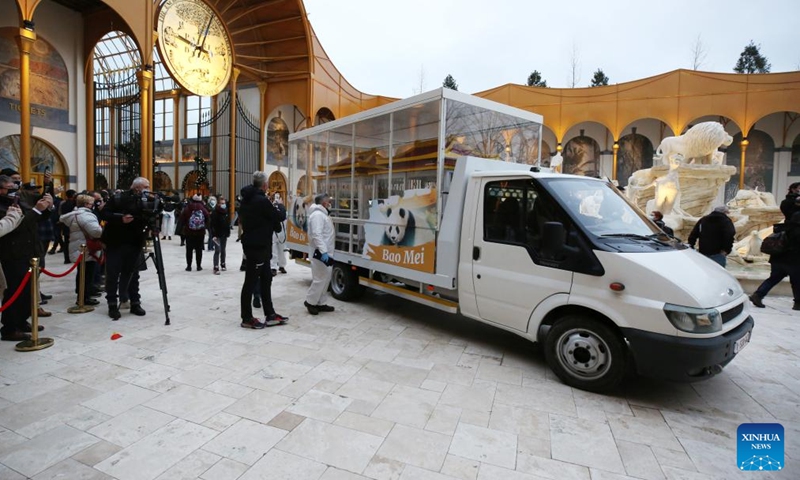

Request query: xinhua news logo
[{"left": 737, "top": 423, "right": 784, "bottom": 471}]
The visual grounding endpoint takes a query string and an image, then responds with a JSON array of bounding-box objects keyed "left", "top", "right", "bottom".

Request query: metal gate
[
  {"left": 235, "top": 97, "right": 261, "bottom": 199},
  {"left": 94, "top": 73, "right": 141, "bottom": 190},
  {"left": 196, "top": 94, "right": 230, "bottom": 198}
]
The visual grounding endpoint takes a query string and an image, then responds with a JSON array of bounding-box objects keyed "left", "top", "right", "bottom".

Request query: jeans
[
  {"left": 213, "top": 237, "right": 227, "bottom": 269},
  {"left": 240, "top": 246, "right": 274, "bottom": 320},
  {"left": 755, "top": 262, "right": 800, "bottom": 301},
  {"left": 707, "top": 253, "right": 727, "bottom": 268},
  {"left": 105, "top": 244, "right": 141, "bottom": 306}
]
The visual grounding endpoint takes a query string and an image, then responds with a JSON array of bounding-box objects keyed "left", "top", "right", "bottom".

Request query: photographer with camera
[
  {"left": 100, "top": 177, "right": 150, "bottom": 320},
  {"left": 0, "top": 174, "right": 54, "bottom": 341}
]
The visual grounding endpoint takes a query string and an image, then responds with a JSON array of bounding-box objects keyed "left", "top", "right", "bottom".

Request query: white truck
[{"left": 285, "top": 88, "right": 753, "bottom": 392}]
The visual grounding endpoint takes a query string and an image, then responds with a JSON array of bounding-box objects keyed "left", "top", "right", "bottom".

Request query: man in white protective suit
[
  {"left": 305, "top": 193, "right": 336, "bottom": 315},
  {"left": 270, "top": 193, "right": 288, "bottom": 276}
]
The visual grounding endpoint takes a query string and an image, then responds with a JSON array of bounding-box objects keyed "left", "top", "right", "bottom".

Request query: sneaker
[
  {"left": 120, "top": 301, "right": 131, "bottom": 310},
  {"left": 304, "top": 301, "right": 319, "bottom": 315},
  {"left": 162, "top": 236, "right": 167, "bottom": 240},
  {"left": 37, "top": 307, "right": 52, "bottom": 317},
  {"left": 279, "top": 267, "right": 287, "bottom": 274},
  {"left": 253, "top": 296, "right": 262, "bottom": 309},
  {"left": 214, "top": 268, "right": 220, "bottom": 275},
  {"left": 221, "top": 264, "right": 227, "bottom": 271},
  {"left": 108, "top": 305, "right": 121, "bottom": 320},
  {"left": 241, "top": 318, "right": 266, "bottom": 329},
  {"left": 265, "top": 313, "right": 289, "bottom": 326},
  {"left": 81, "top": 298, "right": 100, "bottom": 306},
  {"left": 185, "top": 266, "right": 192, "bottom": 271},
  {"left": 197, "top": 266, "right": 203, "bottom": 271},
  {"left": 271, "top": 269, "right": 277, "bottom": 276},
  {"left": 130, "top": 304, "right": 146, "bottom": 316},
  {"left": 22, "top": 322, "right": 44, "bottom": 332},
  {"left": 749, "top": 294, "right": 765, "bottom": 308},
  {"left": 41, "top": 293, "right": 53, "bottom": 301},
  {"left": 317, "top": 304, "right": 335, "bottom": 312}
]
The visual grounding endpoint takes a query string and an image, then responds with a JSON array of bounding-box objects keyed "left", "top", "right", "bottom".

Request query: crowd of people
[{"left": 0, "top": 168, "right": 338, "bottom": 340}]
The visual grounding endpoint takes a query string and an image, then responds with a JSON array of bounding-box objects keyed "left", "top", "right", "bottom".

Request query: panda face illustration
[
  {"left": 384, "top": 207, "right": 409, "bottom": 244},
  {"left": 292, "top": 197, "right": 309, "bottom": 231}
]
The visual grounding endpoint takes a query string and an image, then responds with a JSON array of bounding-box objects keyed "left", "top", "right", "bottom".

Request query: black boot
[
  {"left": 130, "top": 304, "right": 146, "bottom": 316},
  {"left": 749, "top": 294, "right": 765, "bottom": 308},
  {"left": 108, "top": 304, "right": 121, "bottom": 320},
  {"left": 793, "top": 302, "right": 800, "bottom": 311}
]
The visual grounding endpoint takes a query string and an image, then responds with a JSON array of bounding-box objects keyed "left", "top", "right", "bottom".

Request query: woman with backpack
[{"left": 179, "top": 194, "right": 210, "bottom": 271}]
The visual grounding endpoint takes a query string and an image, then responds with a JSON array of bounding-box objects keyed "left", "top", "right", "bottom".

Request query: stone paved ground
[{"left": 0, "top": 239, "right": 797, "bottom": 479}]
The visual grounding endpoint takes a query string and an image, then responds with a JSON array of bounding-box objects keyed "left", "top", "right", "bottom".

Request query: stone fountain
[{"left": 625, "top": 122, "right": 787, "bottom": 291}]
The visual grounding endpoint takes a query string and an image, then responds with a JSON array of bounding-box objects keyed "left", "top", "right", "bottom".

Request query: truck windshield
[{"left": 542, "top": 178, "right": 660, "bottom": 238}]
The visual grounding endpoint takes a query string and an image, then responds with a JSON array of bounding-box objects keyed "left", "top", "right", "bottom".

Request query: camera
[{"left": 138, "top": 191, "right": 180, "bottom": 232}]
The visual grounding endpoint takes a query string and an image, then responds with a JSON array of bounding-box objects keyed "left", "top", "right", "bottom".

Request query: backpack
[
  {"left": 187, "top": 209, "right": 206, "bottom": 231},
  {"left": 760, "top": 231, "right": 787, "bottom": 256}
]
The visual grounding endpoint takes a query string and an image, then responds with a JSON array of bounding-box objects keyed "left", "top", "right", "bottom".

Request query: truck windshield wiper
[{"left": 601, "top": 233, "right": 673, "bottom": 246}]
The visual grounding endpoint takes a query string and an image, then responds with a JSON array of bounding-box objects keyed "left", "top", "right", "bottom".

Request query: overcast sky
[{"left": 303, "top": 0, "right": 800, "bottom": 98}]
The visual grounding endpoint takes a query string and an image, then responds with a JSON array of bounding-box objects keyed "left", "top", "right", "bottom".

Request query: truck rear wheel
[
  {"left": 330, "top": 263, "right": 364, "bottom": 301},
  {"left": 544, "top": 315, "right": 626, "bottom": 392}
]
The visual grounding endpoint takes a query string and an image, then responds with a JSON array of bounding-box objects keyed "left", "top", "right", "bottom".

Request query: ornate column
[
  {"left": 137, "top": 69, "right": 154, "bottom": 180},
  {"left": 15, "top": 26, "right": 36, "bottom": 183},
  {"left": 739, "top": 138, "right": 749, "bottom": 190},
  {"left": 258, "top": 81, "right": 268, "bottom": 171},
  {"left": 86, "top": 57, "right": 95, "bottom": 191},
  {"left": 228, "top": 68, "right": 240, "bottom": 219}
]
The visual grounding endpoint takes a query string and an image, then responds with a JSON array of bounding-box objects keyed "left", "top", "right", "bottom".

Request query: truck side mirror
[{"left": 541, "top": 222, "right": 566, "bottom": 259}]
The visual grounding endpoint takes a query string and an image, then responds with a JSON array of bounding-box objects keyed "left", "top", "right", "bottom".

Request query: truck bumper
[{"left": 621, "top": 316, "right": 754, "bottom": 383}]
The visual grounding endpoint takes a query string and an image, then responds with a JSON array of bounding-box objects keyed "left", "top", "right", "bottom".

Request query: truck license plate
[{"left": 734, "top": 331, "right": 751, "bottom": 354}]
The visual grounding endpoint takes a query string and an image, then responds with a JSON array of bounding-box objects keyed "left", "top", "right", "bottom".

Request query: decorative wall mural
[
  {"left": 617, "top": 133, "right": 654, "bottom": 187},
  {"left": 725, "top": 130, "right": 774, "bottom": 201},
  {"left": 0, "top": 27, "right": 69, "bottom": 129},
  {"left": 182, "top": 142, "right": 210, "bottom": 162},
  {"left": 0, "top": 135, "right": 64, "bottom": 174},
  {"left": 154, "top": 142, "right": 173, "bottom": 164},
  {"left": 563, "top": 136, "right": 601, "bottom": 177},
  {"left": 153, "top": 171, "right": 172, "bottom": 192},
  {"left": 267, "top": 114, "right": 289, "bottom": 166},
  {"left": 539, "top": 141, "right": 552, "bottom": 167}
]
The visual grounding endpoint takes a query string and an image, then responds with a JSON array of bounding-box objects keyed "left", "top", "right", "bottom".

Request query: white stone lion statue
[{"left": 656, "top": 122, "right": 733, "bottom": 166}]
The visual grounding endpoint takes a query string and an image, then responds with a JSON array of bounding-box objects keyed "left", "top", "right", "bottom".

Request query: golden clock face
[{"left": 156, "top": 0, "right": 233, "bottom": 97}]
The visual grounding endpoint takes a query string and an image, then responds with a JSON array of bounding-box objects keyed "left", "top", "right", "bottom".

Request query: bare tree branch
[
  {"left": 568, "top": 42, "right": 581, "bottom": 88},
  {"left": 691, "top": 34, "right": 708, "bottom": 70},
  {"left": 412, "top": 65, "right": 427, "bottom": 94}
]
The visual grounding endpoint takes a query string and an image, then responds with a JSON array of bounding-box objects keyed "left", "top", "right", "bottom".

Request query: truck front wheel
[
  {"left": 544, "top": 316, "right": 626, "bottom": 393},
  {"left": 329, "top": 263, "right": 364, "bottom": 301}
]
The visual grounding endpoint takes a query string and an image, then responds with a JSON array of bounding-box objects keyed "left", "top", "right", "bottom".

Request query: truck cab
[{"left": 456, "top": 163, "right": 753, "bottom": 391}]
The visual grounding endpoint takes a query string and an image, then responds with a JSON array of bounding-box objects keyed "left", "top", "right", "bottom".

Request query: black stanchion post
[
  {"left": 16, "top": 257, "right": 54, "bottom": 352},
  {"left": 68, "top": 245, "right": 94, "bottom": 314}
]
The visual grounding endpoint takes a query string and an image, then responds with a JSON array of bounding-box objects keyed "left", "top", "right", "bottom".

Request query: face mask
[{"left": 219, "top": 204, "right": 227, "bottom": 209}]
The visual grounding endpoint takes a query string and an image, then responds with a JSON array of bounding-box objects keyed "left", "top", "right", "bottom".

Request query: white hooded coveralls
[{"left": 306, "top": 203, "right": 335, "bottom": 305}]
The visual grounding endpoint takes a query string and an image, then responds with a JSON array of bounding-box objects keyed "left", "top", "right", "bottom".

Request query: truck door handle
[{"left": 473, "top": 246, "right": 480, "bottom": 261}]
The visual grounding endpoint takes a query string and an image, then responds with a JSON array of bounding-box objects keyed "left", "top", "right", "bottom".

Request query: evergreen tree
[
  {"left": 442, "top": 74, "right": 458, "bottom": 91},
  {"left": 734, "top": 41, "right": 771, "bottom": 74},
  {"left": 526, "top": 70, "right": 547, "bottom": 87},
  {"left": 590, "top": 69, "right": 609, "bottom": 87}
]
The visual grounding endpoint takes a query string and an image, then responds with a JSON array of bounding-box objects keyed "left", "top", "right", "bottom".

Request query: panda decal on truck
[
  {"left": 364, "top": 188, "right": 437, "bottom": 273},
  {"left": 287, "top": 195, "right": 311, "bottom": 243}
]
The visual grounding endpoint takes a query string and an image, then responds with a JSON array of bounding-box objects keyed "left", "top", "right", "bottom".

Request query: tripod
[{"left": 136, "top": 231, "right": 171, "bottom": 325}]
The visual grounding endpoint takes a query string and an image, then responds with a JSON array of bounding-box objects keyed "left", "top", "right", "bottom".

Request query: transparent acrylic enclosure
[{"left": 288, "top": 89, "right": 543, "bottom": 271}]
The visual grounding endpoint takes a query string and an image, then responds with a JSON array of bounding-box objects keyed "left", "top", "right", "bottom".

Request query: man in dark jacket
[
  {"left": 0, "top": 175, "right": 53, "bottom": 341},
  {"left": 100, "top": 177, "right": 150, "bottom": 320},
  {"left": 688, "top": 205, "right": 736, "bottom": 267},
  {"left": 780, "top": 182, "right": 800, "bottom": 222},
  {"left": 238, "top": 171, "right": 288, "bottom": 328},
  {"left": 750, "top": 211, "right": 800, "bottom": 310}
]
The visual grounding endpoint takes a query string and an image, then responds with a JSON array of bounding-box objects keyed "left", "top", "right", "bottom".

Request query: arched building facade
[{"left": 2, "top": 0, "right": 799, "bottom": 211}]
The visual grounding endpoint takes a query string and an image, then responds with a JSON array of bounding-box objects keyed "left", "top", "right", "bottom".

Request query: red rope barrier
[
  {"left": 40, "top": 254, "right": 82, "bottom": 278},
  {"left": 0, "top": 271, "right": 32, "bottom": 313}
]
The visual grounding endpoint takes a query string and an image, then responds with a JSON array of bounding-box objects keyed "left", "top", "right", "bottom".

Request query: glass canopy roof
[{"left": 92, "top": 30, "right": 176, "bottom": 92}]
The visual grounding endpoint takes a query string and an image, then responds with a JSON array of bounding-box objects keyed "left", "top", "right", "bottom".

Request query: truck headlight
[{"left": 663, "top": 304, "right": 721, "bottom": 333}]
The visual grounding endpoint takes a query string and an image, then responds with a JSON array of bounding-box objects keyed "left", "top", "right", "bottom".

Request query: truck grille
[{"left": 721, "top": 303, "right": 744, "bottom": 324}]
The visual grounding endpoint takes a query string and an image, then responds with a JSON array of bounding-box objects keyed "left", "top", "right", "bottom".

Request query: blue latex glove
[{"left": 321, "top": 253, "right": 329, "bottom": 263}]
